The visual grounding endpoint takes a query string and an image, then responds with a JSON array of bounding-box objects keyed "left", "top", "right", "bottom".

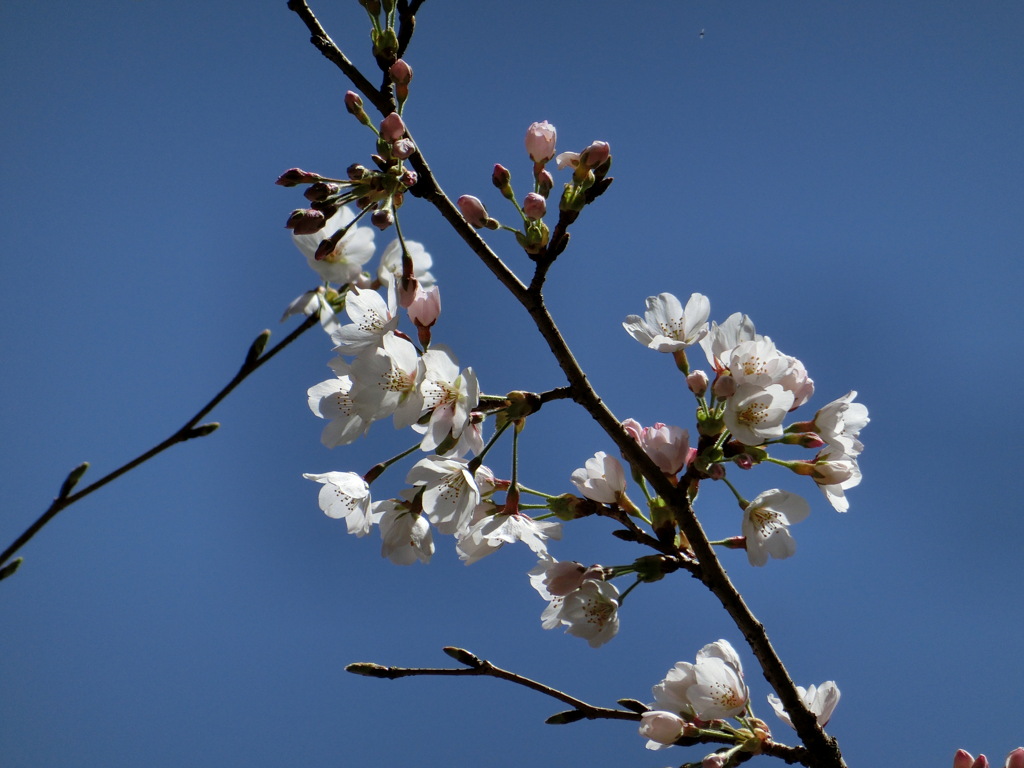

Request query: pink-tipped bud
[
  {"left": 638, "top": 711, "right": 687, "bottom": 747},
  {"left": 492, "top": 164, "right": 512, "bottom": 190},
  {"left": 399, "top": 168, "right": 418, "bottom": 188},
  {"left": 457, "top": 195, "right": 490, "bottom": 228},
  {"left": 285, "top": 208, "right": 326, "bottom": 234},
  {"left": 579, "top": 140, "right": 611, "bottom": 169},
  {"left": 525, "top": 120, "right": 557, "bottom": 163},
  {"left": 687, "top": 370, "right": 709, "bottom": 397},
  {"left": 955, "top": 750, "right": 983, "bottom": 768},
  {"left": 347, "top": 163, "right": 369, "bottom": 181},
  {"left": 536, "top": 169, "right": 554, "bottom": 198},
  {"left": 1005, "top": 748, "right": 1024, "bottom": 768},
  {"left": 523, "top": 192, "right": 547, "bottom": 220},
  {"left": 712, "top": 374, "right": 737, "bottom": 400},
  {"left": 304, "top": 182, "right": 341, "bottom": 202},
  {"left": 708, "top": 463, "right": 726, "bottom": 480},
  {"left": 733, "top": 454, "right": 754, "bottom": 470},
  {"left": 703, "top": 753, "right": 728, "bottom": 768},
  {"left": 391, "top": 138, "right": 416, "bottom": 159},
  {"left": 389, "top": 59, "right": 413, "bottom": 85},
  {"left": 275, "top": 168, "right": 321, "bottom": 187},
  {"left": 344, "top": 91, "right": 364, "bottom": 114},
  {"left": 380, "top": 112, "right": 406, "bottom": 142},
  {"left": 408, "top": 285, "right": 441, "bottom": 328},
  {"left": 371, "top": 208, "right": 394, "bottom": 230}
]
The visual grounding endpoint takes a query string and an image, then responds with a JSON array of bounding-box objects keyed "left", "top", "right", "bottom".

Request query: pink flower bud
[
  {"left": 523, "top": 192, "right": 547, "bottom": 220},
  {"left": 391, "top": 138, "right": 416, "bottom": 158},
  {"left": 379, "top": 112, "right": 406, "bottom": 142},
  {"left": 275, "top": 168, "right": 321, "bottom": 187},
  {"left": 709, "top": 463, "right": 726, "bottom": 480},
  {"left": 371, "top": 208, "right": 394, "bottom": 230},
  {"left": 492, "top": 164, "right": 511, "bottom": 190},
  {"left": 525, "top": 120, "right": 557, "bottom": 163},
  {"left": 344, "top": 91, "right": 364, "bottom": 114},
  {"left": 712, "top": 374, "right": 737, "bottom": 399},
  {"left": 1005, "top": 748, "right": 1024, "bottom": 768},
  {"left": 389, "top": 59, "right": 413, "bottom": 85},
  {"left": 304, "top": 182, "right": 341, "bottom": 202},
  {"left": 703, "top": 754, "right": 727, "bottom": 768},
  {"left": 399, "top": 169, "right": 418, "bottom": 188},
  {"left": 536, "top": 169, "right": 554, "bottom": 197},
  {"left": 579, "top": 140, "right": 611, "bottom": 169},
  {"left": 955, "top": 752, "right": 990, "bottom": 768},
  {"left": 687, "top": 370, "right": 709, "bottom": 397},
  {"left": 457, "top": 195, "right": 489, "bottom": 227},
  {"left": 408, "top": 285, "right": 441, "bottom": 328},
  {"left": 638, "top": 711, "right": 687, "bottom": 746},
  {"left": 285, "top": 208, "right": 326, "bottom": 234}
]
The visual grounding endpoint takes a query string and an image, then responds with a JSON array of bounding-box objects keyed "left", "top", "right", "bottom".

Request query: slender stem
[{"left": 0, "top": 313, "right": 319, "bottom": 570}]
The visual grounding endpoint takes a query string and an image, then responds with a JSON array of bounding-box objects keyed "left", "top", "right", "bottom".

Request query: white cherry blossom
[
  {"left": 723, "top": 383, "right": 794, "bottom": 446},
  {"left": 810, "top": 445, "right": 862, "bottom": 513},
  {"left": 373, "top": 499, "right": 434, "bottom": 565},
  {"left": 306, "top": 358, "right": 371, "bottom": 447},
  {"left": 700, "top": 312, "right": 760, "bottom": 372},
  {"left": 376, "top": 238, "right": 436, "bottom": 288},
  {"left": 303, "top": 471, "right": 374, "bottom": 537},
  {"left": 557, "top": 579, "right": 620, "bottom": 648},
  {"left": 570, "top": 451, "right": 627, "bottom": 504},
  {"left": 742, "top": 489, "right": 811, "bottom": 567},
  {"left": 623, "top": 292, "right": 710, "bottom": 352},
  {"left": 652, "top": 640, "right": 747, "bottom": 722},
  {"left": 417, "top": 346, "right": 479, "bottom": 452},
  {"left": 406, "top": 456, "right": 482, "bottom": 535},
  {"left": 812, "top": 391, "right": 869, "bottom": 456},
  {"left": 349, "top": 332, "right": 423, "bottom": 428},
  {"left": 331, "top": 286, "right": 398, "bottom": 355},
  {"left": 767, "top": 681, "right": 841, "bottom": 728},
  {"left": 456, "top": 511, "right": 562, "bottom": 565}
]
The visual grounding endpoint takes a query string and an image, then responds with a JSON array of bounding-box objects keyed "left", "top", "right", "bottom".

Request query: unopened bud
[
  {"left": 686, "top": 370, "right": 709, "bottom": 397},
  {"left": 304, "top": 182, "right": 341, "bottom": 202},
  {"left": 389, "top": 58, "right": 413, "bottom": 85},
  {"left": 347, "top": 163, "right": 369, "bottom": 181},
  {"left": 391, "top": 138, "right": 416, "bottom": 159},
  {"left": 580, "top": 140, "right": 611, "bottom": 169},
  {"left": 344, "top": 90, "right": 364, "bottom": 113},
  {"left": 712, "top": 374, "right": 737, "bottom": 399},
  {"left": 379, "top": 112, "right": 406, "bottom": 142},
  {"left": 536, "top": 169, "right": 554, "bottom": 197},
  {"left": 525, "top": 120, "right": 557, "bottom": 163},
  {"left": 408, "top": 285, "right": 441, "bottom": 328},
  {"left": 399, "top": 168, "right": 418, "bottom": 188},
  {"left": 275, "top": 168, "right": 321, "bottom": 187},
  {"left": 371, "top": 208, "right": 394, "bottom": 230},
  {"left": 285, "top": 208, "right": 326, "bottom": 234},
  {"left": 1004, "top": 748, "right": 1024, "bottom": 768},
  {"left": 733, "top": 454, "right": 754, "bottom": 470},
  {"left": 523, "top": 192, "right": 546, "bottom": 220},
  {"left": 457, "top": 195, "right": 490, "bottom": 228}
]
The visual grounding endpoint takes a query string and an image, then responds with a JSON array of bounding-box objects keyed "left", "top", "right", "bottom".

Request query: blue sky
[{"left": 2, "top": 2, "right": 1022, "bottom": 767}]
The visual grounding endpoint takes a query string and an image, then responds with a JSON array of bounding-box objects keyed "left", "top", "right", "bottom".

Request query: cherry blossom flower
[
  {"left": 623, "top": 292, "right": 710, "bottom": 353},
  {"left": 557, "top": 579, "right": 620, "bottom": 647},
  {"left": 622, "top": 419, "right": 692, "bottom": 476},
  {"left": 699, "top": 312, "right": 760, "bottom": 372},
  {"left": 528, "top": 557, "right": 590, "bottom": 600},
  {"left": 331, "top": 286, "right": 398, "bottom": 355},
  {"left": 767, "top": 680, "right": 840, "bottom": 729},
  {"left": 376, "top": 238, "right": 435, "bottom": 288},
  {"left": 373, "top": 498, "right": 434, "bottom": 565},
  {"left": 723, "top": 383, "right": 794, "bottom": 446},
  {"left": 808, "top": 390, "right": 869, "bottom": 456},
  {"left": 726, "top": 338, "right": 792, "bottom": 388},
  {"left": 780, "top": 355, "right": 815, "bottom": 409},
  {"left": 639, "top": 710, "right": 689, "bottom": 750},
  {"left": 348, "top": 332, "right": 423, "bottom": 428},
  {"left": 291, "top": 206, "right": 375, "bottom": 284},
  {"left": 303, "top": 471, "right": 374, "bottom": 537},
  {"left": 570, "top": 451, "right": 627, "bottom": 504},
  {"left": 306, "top": 358, "right": 371, "bottom": 447},
  {"left": 406, "top": 456, "right": 482, "bottom": 535},
  {"left": 417, "top": 346, "right": 479, "bottom": 451},
  {"left": 742, "top": 489, "right": 811, "bottom": 567},
  {"left": 809, "top": 444, "right": 862, "bottom": 513},
  {"left": 651, "top": 640, "right": 748, "bottom": 722},
  {"left": 456, "top": 511, "right": 562, "bottom": 565},
  {"left": 280, "top": 288, "right": 343, "bottom": 338}
]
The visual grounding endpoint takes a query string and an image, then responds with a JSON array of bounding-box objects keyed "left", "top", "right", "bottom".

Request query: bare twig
[{"left": 0, "top": 313, "right": 319, "bottom": 572}]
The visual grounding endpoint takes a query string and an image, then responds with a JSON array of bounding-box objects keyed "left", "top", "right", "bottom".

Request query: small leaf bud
[
  {"left": 58, "top": 461, "right": 91, "bottom": 499},
  {"left": 345, "top": 662, "right": 390, "bottom": 678},
  {"left": 0, "top": 557, "right": 23, "bottom": 582},
  {"left": 442, "top": 646, "right": 482, "bottom": 667},
  {"left": 545, "top": 710, "right": 586, "bottom": 725}
]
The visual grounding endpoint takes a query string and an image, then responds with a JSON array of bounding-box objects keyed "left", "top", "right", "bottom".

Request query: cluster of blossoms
[
  {"left": 640, "top": 640, "right": 840, "bottom": 765},
  {"left": 569, "top": 291, "right": 869, "bottom": 568}
]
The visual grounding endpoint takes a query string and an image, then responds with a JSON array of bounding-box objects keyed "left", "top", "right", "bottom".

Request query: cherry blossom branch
[
  {"left": 347, "top": 647, "right": 812, "bottom": 766},
  {"left": 346, "top": 646, "right": 641, "bottom": 724},
  {"left": 287, "top": 5, "right": 845, "bottom": 766},
  {"left": 0, "top": 313, "right": 320, "bottom": 577}
]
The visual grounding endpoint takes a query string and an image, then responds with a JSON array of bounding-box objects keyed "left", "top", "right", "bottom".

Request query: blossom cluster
[{"left": 640, "top": 639, "right": 840, "bottom": 764}]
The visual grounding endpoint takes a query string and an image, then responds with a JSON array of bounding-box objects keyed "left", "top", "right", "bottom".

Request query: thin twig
[{"left": 0, "top": 313, "right": 319, "bottom": 570}]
